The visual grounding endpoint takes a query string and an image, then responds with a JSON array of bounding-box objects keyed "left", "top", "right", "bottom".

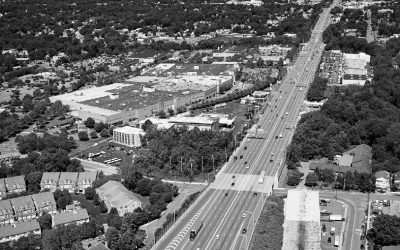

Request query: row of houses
[
  {"left": 0, "top": 191, "right": 56, "bottom": 224},
  {"left": 0, "top": 192, "right": 90, "bottom": 243},
  {"left": 41, "top": 171, "right": 98, "bottom": 193}
]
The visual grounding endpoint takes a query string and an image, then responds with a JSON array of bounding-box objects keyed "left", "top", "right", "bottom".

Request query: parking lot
[{"left": 320, "top": 199, "right": 346, "bottom": 249}]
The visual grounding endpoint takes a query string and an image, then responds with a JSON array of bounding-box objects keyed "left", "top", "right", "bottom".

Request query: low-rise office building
[{"left": 113, "top": 126, "right": 145, "bottom": 148}]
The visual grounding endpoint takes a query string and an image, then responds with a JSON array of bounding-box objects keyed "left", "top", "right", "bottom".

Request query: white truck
[
  {"left": 329, "top": 214, "right": 343, "bottom": 221},
  {"left": 258, "top": 170, "right": 265, "bottom": 184}
]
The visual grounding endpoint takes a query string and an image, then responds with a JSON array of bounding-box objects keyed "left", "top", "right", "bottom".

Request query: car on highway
[
  {"left": 245, "top": 165, "right": 249, "bottom": 169},
  {"left": 244, "top": 161, "right": 248, "bottom": 165},
  {"left": 271, "top": 153, "right": 274, "bottom": 156},
  {"left": 279, "top": 134, "right": 283, "bottom": 138},
  {"left": 253, "top": 192, "right": 258, "bottom": 197},
  {"left": 286, "top": 112, "right": 289, "bottom": 115},
  {"left": 231, "top": 183, "right": 235, "bottom": 186},
  {"left": 256, "top": 170, "right": 260, "bottom": 174},
  {"left": 232, "top": 175, "right": 235, "bottom": 179},
  {"left": 225, "top": 192, "right": 228, "bottom": 197},
  {"left": 215, "top": 234, "right": 220, "bottom": 240},
  {"left": 270, "top": 159, "right": 273, "bottom": 163},
  {"left": 242, "top": 213, "right": 246, "bottom": 218},
  {"left": 275, "top": 135, "right": 278, "bottom": 139},
  {"left": 242, "top": 228, "right": 247, "bottom": 234},
  {"left": 233, "top": 156, "right": 237, "bottom": 162},
  {"left": 244, "top": 146, "right": 247, "bottom": 150},
  {"left": 240, "top": 155, "right": 243, "bottom": 159}
]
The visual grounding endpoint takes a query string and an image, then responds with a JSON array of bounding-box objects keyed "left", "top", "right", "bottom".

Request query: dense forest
[
  {"left": 287, "top": 37, "right": 400, "bottom": 174},
  {"left": 133, "top": 122, "right": 235, "bottom": 179},
  {"left": 0, "top": 0, "right": 329, "bottom": 66}
]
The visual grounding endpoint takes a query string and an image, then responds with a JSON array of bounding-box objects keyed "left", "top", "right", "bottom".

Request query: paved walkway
[
  {"left": 298, "top": 161, "right": 310, "bottom": 187},
  {"left": 140, "top": 184, "right": 206, "bottom": 247}
]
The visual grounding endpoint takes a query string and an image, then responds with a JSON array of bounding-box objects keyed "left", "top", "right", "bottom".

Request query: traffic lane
[
  {"left": 217, "top": 193, "right": 260, "bottom": 250},
  {"left": 155, "top": 188, "right": 216, "bottom": 250},
  {"left": 204, "top": 192, "right": 257, "bottom": 250},
  {"left": 187, "top": 190, "right": 250, "bottom": 250}
]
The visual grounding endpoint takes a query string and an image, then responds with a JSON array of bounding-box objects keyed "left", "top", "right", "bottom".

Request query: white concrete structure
[
  {"left": 113, "top": 126, "right": 145, "bottom": 147},
  {"left": 282, "top": 189, "right": 321, "bottom": 250}
]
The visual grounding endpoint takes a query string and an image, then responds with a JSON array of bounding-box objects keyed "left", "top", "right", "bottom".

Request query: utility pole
[
  {"left": 202, "top": 156, "right": 204, "bottom": 181},
  {"left": 169, "top": 156, "right": 172, "bottom": 178},
  {"left": 180, "top": 157, "right": 183, "bottom": 177}
]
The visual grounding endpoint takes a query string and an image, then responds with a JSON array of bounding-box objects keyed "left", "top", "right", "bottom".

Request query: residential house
[
  {"left": 0, "top": 220, "right": 41, "bottom": 243},
  {"left": 5, "top": 175, "right": 26, "bottom": 194},
  {"left": 32, "top": 192, "right": 57, "bottom": 215},
  {"left": 77, "top": 172, "right": 97, "bottom": 193},
  {"left": 10, "top": 196, "right": 36, "bottom": 221},
  {"left": 58, "top": 172, "right": 79, "bottom": 193},
  {"left": 337, "top": 144, "right": 372, "bottom": 174},
  {"left": 0, "top": 179, "right": 6, "bottom": 199},
  {"left": 375, "top": 170, "right": 390, "bottom": 192},
  {"left": 0, "top": 200, "right": 14, "bottom": 224},
  {"left": 52, "top": 208, "right": 89, "bottom": 227},
  {"left": 40, "top": 172, "right": 61, "bottom": 192},
  {"left": 96, "top": 181, "right": 142, "bottom": 216}
]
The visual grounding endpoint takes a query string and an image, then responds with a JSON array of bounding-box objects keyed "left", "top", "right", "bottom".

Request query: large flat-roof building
[
  {"left": 113, "top": 126, "right": 145, "bottom": 147},
  {"left": 341, "top": 52, "right": 372, "bottom": 86},
  {"left": 282, "top": 189, "right": 321, "bottom": 250},
  {"left": 50, "top": 63, "right": 235, "bottom": 125}
]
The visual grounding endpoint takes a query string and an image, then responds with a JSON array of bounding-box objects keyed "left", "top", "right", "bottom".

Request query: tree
[
  {"left": 99, "top": 201, "right": 108, "bottom": 213},
  {"left": 107, "top": 208, "right": 122, "bottom": 230},
  {"left": 54, "top": 189, "right": 72, "bottom": 210},
  {"left": 25, "top": 171, "right": 43, "bottom": 192},
  {"left": 78, "top": 131, "right": 89, "bottom": 141},
  {"left": 305, "top": 172, "right": 319, "bottom": 187},
  {"left": 84, "top": 187, "right": 96, "bottom": 200},
  {"left": 90, "top": 131, "right": 98, "bottom": 139},
  {"left": 100, "top": 128, "right": 110, "bottom": 137},
  {"left": 141, "top": 119, "right": 155, "bottom": 133},
  {"left": 286, "top": 169, "right": 304, "bottom": 186},
  {"left": 367, "top": 214, "right": 400, "bottom": 246},
  {"left": 38, "top": 211, "right": 52, "bottom": 230},
  {"left": 94, "top": 122, "right": 107, "bottom": 133},
  {"left": 105, "top": 227, "right": 120, "bottom": 250},
  {"left": 167, "top": 108, "right": 175, "bottom": 116},
  {"left": 157, "top": 110, "right": 166, "bottom": 118},
  {"left": 93, "top": 193, "right": 100, "bottom": 206},
  {"left": 84, "top": 117, "right": 95, "bottom": 128}
]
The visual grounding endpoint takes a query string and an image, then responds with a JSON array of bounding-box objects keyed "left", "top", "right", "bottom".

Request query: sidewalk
[{"left": 140, "top": 184, "right": 206, "bottom": 246}]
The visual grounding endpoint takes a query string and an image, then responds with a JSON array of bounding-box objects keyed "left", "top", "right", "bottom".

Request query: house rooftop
[
  {"left": 32, "top": 191, "right": 56, "bottom": 207},
  {"left": 113, "top": 126, "right": 145, "bottom": 134},
  {"left": 10, "top": 196, "right": 34, "bottom": 211},
  {"left": 0, "top": 200, "right": 12, "bottom": 215},
  {"left": 375, "top": 170, "right": 390, "bottom": 179},
  {"left": 52, "top": 208, "right": 89, "bottom": 226},
  {"left": 41, "top": 172, "right": 61, "bottom": 184},
  {"left": 0, "top": 220, "right": 40, "bottom": 238},
  {"left": 5, "top": 175, "right": 25, "bottom": 187},
  {"left": 96, "top": 181, "right": 141, "bottom": 208},
  {"left": 77, "top": 172, "right": 98, "bottom": 184},
  {"left": 58, "top": 172, "right": 79, "bottom": 183}
]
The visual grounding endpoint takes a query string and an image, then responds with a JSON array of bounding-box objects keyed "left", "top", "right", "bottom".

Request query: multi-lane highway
[{"left": 153, "top": 1, "right": 338, "bottom": 250}]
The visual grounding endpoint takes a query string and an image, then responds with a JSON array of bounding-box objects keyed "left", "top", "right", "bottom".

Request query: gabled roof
[
  {"left": 32, "top": 191, "right": 56, "bottom": 208},
  {"left": 52, "top": 208, "right": 89, "bottom": 226},
  {"left": 0, "top": 220, "right": 40, "bottom": 238},
  {"left": 96, "top": 181, "right": 141, "bottom": 208},
  {"left": 41, "top": 172, "right": 61, "bottom": 184},
  {"left": 352, "top": 144, "right": 372, "bottom": 163},
  {"left": 375, "top": 171, "right": 390, "bottom": 180},
  {"left": 5, "top": 175, "right": 25, "bottom": 189},
  {"left": 10, "top": 196, "right": 34, "bottom": 212},
  {"left": 77, "top": 172, "right": 97, "bottom": 185},
  {"left": 0, "top": 200, "right": 12, "bottom": 215},
  {"left": 58, "top": 172, "right": 79, "bottom": 184}
]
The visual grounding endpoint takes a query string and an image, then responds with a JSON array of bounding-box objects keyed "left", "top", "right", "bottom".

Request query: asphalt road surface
[{"left": 153, "top": 1, "right": 339, "bottom": 249}]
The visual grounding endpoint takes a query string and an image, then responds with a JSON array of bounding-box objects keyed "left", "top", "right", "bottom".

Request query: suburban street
[{"left": 152, "top": 1, "right": 339, "bottom": 249}]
